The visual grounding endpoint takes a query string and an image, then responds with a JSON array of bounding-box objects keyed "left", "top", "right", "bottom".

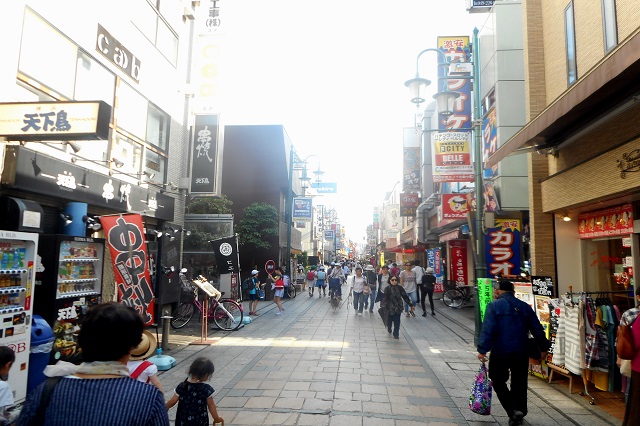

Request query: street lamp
[{"left": 406, "top": 29, "right": 485, "bottom": 344}]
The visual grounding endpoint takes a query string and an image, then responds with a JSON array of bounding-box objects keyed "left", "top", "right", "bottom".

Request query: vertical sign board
[
  {"left": 100, "top": 214, "right": 155, "bottom": 325},
  {"left": 403, "top": 127, "right": 421, "bottom": 191},
  {"left": 477, "top": 278, "right": 494, "bottom": 322},
  {"left": 483, "top": 108, "right": 499, "bottom": 179},
  {"left": 190, "top": 114, "right": 220, "bottom": 195},
  {"left": 484, "top": 219, "right": 521, "bottom": 277},
  {"left": 400, "top": 193, "right": 420, "bottom": 217},
  {"left": 292, "top": 197, "right": 313, "bottom": 222},
  {"left": 449, "top": 239, "right": 468, "bottom": 286},
  {"left": 427, "top": 248, "right": 445, "bottom": 293},
  {"left": 437, "top": 36, "right": 472, "bottom": 131}
]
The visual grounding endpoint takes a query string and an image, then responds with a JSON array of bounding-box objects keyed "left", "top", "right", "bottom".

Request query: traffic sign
[{"left": 265, "top": 260, "right": 276, "bottom": 273}]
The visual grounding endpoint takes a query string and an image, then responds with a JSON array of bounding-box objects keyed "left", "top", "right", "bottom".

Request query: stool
[{"left": 548, "top": 363, "right": 575, "bottom": 394}]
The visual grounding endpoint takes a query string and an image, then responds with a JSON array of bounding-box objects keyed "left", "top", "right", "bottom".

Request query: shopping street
[{"left": 156, "top": 288, "right": 623, "bottom": 426}]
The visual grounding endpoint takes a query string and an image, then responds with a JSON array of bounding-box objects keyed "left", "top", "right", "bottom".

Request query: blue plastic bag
[{"left": 469, "top": 362, "right": 492, "bottom": 415}]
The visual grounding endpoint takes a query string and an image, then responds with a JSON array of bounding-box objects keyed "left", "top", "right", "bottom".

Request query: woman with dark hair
[{"left": 17, "top": 302, "right": 169, "bottom": 425}]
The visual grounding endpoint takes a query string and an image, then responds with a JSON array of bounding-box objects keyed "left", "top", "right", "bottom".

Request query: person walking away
[
  {"left": 382, "top": 276, "right": 415, "bottom": 339},
  {"left": 269, "top": 268, "right": 285, "bottom": 315},
  {"left": 342, "top": 263, "right": 350, "bottom": 282},
  {"left": 412, "top": 260, "right": 424, "bottom": 306},
  {"left": 166, "top": 357, "right": 223, "bottom": 426},
  {"left": 307, "top": 266, "right": 317, "bottom": 297},
  {"left": 476, "top": 280, "right": 550, "bottom": 426},
  {"left": 315, "top": 266, "right": 327, "bottom": 298},
  {"left": 399, "top": 262, "right": 418, "bottom": 317},
  {"left": 0, "top": 347, "right": 16, "bottom": 425},
  {"left": 389, "top": 262, "right": 400, "bottom": 277},
  {"left": 248, "top": 269, "right": 261, "bottom": 316},
  {"left": 375, "top": 265, "right": 391, "bottom": 304},
  {"left": 622, "top": 286, "right": 640, "bottom": 426},
  {"left": 16, "top": 302, "right": 169, "bottom": 425},
  {"left": 363, "top": 265, "right": 378, "bottom": 313},
  {"left": 350, "top": 267, "right": 367, "bottom": 314},
  {"left": 328, "top": 264, "right": 344, "bottom": 299},
  {"left": 419, "top": 267, "right": 437, "bottom": 316}
]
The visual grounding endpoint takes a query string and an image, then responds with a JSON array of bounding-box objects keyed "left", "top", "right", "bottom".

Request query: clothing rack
[{"left": 561, "top": 286, "right": 633, "bottom": 404}]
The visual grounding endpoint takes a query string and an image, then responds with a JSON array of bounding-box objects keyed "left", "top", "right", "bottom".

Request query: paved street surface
[{"left": 157, "top": 285, "right": 622, "bottom": 425}]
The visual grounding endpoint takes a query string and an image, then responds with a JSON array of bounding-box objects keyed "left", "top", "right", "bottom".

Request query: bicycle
[
  {"left": 171, "top": 270, "right": 244, "bottom": 331},
  {"left": 442, "top": 281, "right": 476, "bottom": 309},
  {"left": 285, "top": 282, "right": 297, "bottom": 299}
]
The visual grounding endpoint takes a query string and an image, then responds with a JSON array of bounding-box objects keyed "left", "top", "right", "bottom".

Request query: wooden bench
[{"left": 547, "top": 363, "right": 575, "bottom": 394}]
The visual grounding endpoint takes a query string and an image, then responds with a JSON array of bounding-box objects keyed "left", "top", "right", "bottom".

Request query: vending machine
[
  {"left": 33, "top": 235, "right": 105, "bottom": 364},
  {"left": 0, "top": 230, "right": 38, "bottom": 402}
]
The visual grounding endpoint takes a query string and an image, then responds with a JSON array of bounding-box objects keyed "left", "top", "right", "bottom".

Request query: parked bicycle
[
  {"left": 170, "top": 269, "right": 244, "bottom": 331},
  {"left": 442, "top": 281, "right": 476, "bottom": 309},
  {"left": 285, "top": 280, "right": 297, "bottom": 299}
]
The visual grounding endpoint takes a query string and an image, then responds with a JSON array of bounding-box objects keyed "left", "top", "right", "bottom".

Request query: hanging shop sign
[
  {"left": 482, "top": 108, "right": 499, "bottom": 179},
  {"left": 100, "top": 214, "right": 155, "bottom": 325},
  {"left": 431, "top": 131, "right": 474, "bottom": 182},
  {"left": 437, "top": 36, "right": 472, "bottom": 131},
  {"left": 292, "top": 197, "right": 313, "bottom": 222},
  {"left": 484, "top": 218, "right": 521, "bottom": 277},
  {"left": 578, "top": 203, "right": 633, "bottom": 239},
  {"left": 403, "top": 127, "right": 421, "bottom": 191},
  {"left": 96, "top": 25, "right": 141, "bottom": 82},
  {"left": 449, "top": 239, "right": 468, "bottom": 286},
  {"left": 427, "top": 248, "right": 445, "bottom": 293},
  {"left": 0, "top": 101, "right": 111, "bottom": 141},
  {"left": 442, "top": 193, "right": 469, "bottom": 219},
  {"left": 400, "top": 192, "right": 420, "bottom": 217},
  {"left": 209, "top": 235, "right": 240, "bottom": 274},
  {"left": 190, "top": 114, "right": 221, "bottom": 196},
  {"left": 323, "top": 230, "right": 335, "bottom": 241},
  {"left": 311, "top": 182, "right": 338, "bottom": 193}
]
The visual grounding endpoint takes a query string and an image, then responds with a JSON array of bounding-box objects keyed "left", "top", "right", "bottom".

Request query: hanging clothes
[
  {"left": 564, "top": 303, "right": 583, "bottom": 376},
  {"left": 584, "top": 296, "right": 599, "bottom": 369},
  {"left": 552, "top": 302, "right": 566, "bottom": 367}
]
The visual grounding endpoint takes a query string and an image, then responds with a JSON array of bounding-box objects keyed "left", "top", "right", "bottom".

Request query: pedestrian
[
  {"left": 419, "top": 267, "right": 437, "bottom": 317},
  {"left": 16, "top": 302, "right": 169, "bottom": 425},
  {"left": 389, "top": 262, "right": 400, "bottom": 277},
  {"left": 349, "top": 266, "right": 367, "bottom": 314},
  {"left": 382, "top": 275, "right": 415, "bottom": 339},
  {"left": 342, "top": 263, "right": 350, "bottom": 281},
  {"left": 165, "top": 357, "right": 224, "bottom": 426},
  {"left": 306, "top": 266, "right": 317, "bottom": 297},
  {"left": 328, "top": 263, "right": 344, "bottom": 299},
  {"left": 0, "top": 347, "right": 16, "bottom": 425},
  {"left": 269, "top": 268, "right": 285, "bottom": 315},
  {"left": 375, "top": 265, "right": 392, "bottom": 305},
  {"left": 127, "top": 330, "right": 164, "bottom": 392},
  {"left": 315, "top": 266, "right": 327, "bottom": 298},
  {"left": 476, "top": 280, "right": 550, "bottom": 426},
  {"left": 363, "top": 265, "right": 378, "bottom": 313},
  {"left": 412, "top": 260, "right": 424, "bottom": 304},
  {"left": 247, "top": 269, "right": 261, "bottom": 316},
  {"left": 399, "top": 261, "right": 418, "bottom": 318},
  {"left": 621, "top": 286, "right": 640, "bottom": 426}
]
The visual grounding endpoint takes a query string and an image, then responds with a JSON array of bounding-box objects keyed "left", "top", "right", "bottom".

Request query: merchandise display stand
[{"left": 190, "top": 276, "right": 220, "bottom": 346}]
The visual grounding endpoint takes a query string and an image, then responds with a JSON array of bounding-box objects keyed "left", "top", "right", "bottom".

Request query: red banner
[
  {"left": 100, "top": 214, "right": 155, "bottom": 325},
  {"left": 578, "top": 203, "right": 633, "bottom": 239},
  {"left": 449, "top": 239, "right": 468, "bottom": 286},
  {"left": 442, "top": 194, "right": 469, "bottom": 219}
]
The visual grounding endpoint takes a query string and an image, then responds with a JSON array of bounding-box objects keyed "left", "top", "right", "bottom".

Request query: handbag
[
  {"left": 617, "top": 323, "right": 636, "bottom": 360},
  {"left": 527, "top": 336, "right": 543, "bottom": 363},
  {"left": 469, "top": 362, "right": 492, "bottom": 415},
  {"left": 363, "top": 284, "right": 371, "bottom": 296}
]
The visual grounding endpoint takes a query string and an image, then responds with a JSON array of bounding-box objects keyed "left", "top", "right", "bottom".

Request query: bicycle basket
[
  {"left": 179, "top": 275, "right": 196, "bottom": 301},
  {"left": 444, "top": 280, "right": 459, "bottom": 291}
]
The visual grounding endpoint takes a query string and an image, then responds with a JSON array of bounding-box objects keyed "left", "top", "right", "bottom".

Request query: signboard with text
[
  {"left": 292, "top": 197, "right": 313, "bottom": 222},
  {"left": 449, "top": 239, "right": 468, "bottom": 286},
  {"left": 442, "top": 194, "right": 469, "bottom": 219},
  {"left": 189, "top": 114, "right": 221, "bottom": 196},
  {"left": 431, "top": 132, "right": 474, "bottom": 182},
  {"left": 485, "top": 219, "right": 521, "bottom": 277},
  {"left": 311, "top": 182, "right": 337, "bottom": 193},
  {"left": 400, "top": 193, "right": 420, "bottom": 217},
  {"left": 578, "top": 203, "right": 633, "bottom": 239}
]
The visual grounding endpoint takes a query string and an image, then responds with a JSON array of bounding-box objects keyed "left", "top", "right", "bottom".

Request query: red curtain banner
[
  {"left": 449, "top": 239, "right": 468, "bottom": 286},
  {"left": 100, "top": 214, "right": 155, "bottom": 325}
]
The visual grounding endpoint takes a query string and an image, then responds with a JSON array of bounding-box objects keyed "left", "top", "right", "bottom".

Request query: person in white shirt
[
  {"left": 412, "top": 260, "right": 424, "bottom": 309},
  {"left": 349, "top": 267, "right": 367, "bottom": 314}
]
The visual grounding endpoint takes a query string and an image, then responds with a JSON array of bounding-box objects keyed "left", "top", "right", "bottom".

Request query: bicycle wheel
[
  {"left": 288, "top": 285, "right": 297, "bottom": 299},
  {"left": 443, "top": 289, "right": 464, "bottom": 308},
  {"left": 170, "top": 303, "right": 195, "bottom": 329},
  {"left": 213, "top": 300, "right": 243, "bottom": 331}
]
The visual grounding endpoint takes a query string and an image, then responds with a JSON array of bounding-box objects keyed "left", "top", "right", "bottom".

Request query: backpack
[
  {"left": 242, "top": 277, "right": 252, "bottom": 290},
  {"left": 307, "top": 271, "right": 316, "bottom": 280},
  {"left": 317, "top": 271, "right": 326, "bottom": 280},
  {"left": 282, "top": 275, "right": 290, "bottom": 287}
]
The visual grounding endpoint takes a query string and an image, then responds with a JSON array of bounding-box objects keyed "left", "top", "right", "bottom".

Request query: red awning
[{"left": 386, "top": 244, "right": 427, "bottom": 253}]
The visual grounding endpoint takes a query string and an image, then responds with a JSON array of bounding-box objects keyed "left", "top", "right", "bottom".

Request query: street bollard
[{"left": 161, "top": 315, "right": 172, "bottom": 351}]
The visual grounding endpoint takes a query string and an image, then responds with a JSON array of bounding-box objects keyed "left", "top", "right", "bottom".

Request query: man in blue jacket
[{"left": 477, "top": 280, "right": 550, "bottom": 426}]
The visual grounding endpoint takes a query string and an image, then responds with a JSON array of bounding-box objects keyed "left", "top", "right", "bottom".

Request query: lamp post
[{"left": 406, "top": 28, "right": 486, "bottom": 344}]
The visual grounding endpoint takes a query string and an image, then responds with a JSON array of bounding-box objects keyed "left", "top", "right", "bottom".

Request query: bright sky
[{"left": 216, "top": 1, "right": 488, "bottom": 243}]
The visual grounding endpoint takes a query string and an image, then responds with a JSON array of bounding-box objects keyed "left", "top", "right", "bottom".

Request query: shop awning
[
  {"left": 486, "top": 30, "right": 640, "bottom": 168},
  {"left": 439, "top": 229, "right": 460, "bottom": 243},
  {"left": 386, "top": 244, "right": 427, "bottom": 254}
]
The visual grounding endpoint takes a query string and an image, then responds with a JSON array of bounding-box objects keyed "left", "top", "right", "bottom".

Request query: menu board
[{"left": 531, "top": 276, "right": 555, "bottom": 337}]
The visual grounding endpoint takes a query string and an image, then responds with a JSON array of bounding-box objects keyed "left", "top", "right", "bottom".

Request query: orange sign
[{"left": 578, "top": 203, "right": 633, "bottom": 239}]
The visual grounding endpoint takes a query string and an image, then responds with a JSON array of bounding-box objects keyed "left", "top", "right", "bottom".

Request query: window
[
  {"left": 582, "top": 237, "right": 631, "bottom": 293},
  {"left": 565, "top": 2, "right": 578, "bottom": 85},
  {"left": 144, "top": 148, "right": 166, "bottom": 184},
  {"left": 113, "top": 134, "right": 144, "bottom": 175},
  {"left": 130, "top": 0, "right": 179, "bottom": 66},
  {"left": 74, "top": 52, "right": 115, "bottom": 106},
  {"left": 602, "top": 0, "right": 618, "bottom": 52},
  {"left": 116, "top": 82, "right": 148, "bottom": 140},
  {"left": 147, "top": 103, "right": 170, "bottom": 150}
]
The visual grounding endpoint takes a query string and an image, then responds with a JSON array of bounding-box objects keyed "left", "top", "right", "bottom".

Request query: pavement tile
[
  {"left": 217, "top": 396, "right": 249, "bottom": 408},
  {"left": 332, "top": 399, "right": 363, "bottom": 412},
  {"left": 273, "top": 396, "right": 305, "bottom": 409},
  {"left": 362, "top": 401, "right": 393, "bottom": 415},
  {"left": 259, "top": 380, "right": 287, "bottom": 390},
  {"left": 229, "top": 410, "right": 270, "bottom": 424},
  {"left": 329, "top": 414, "right": 364, "bottom": 425},
  {"left": 297, "top": 413, "right": 330, "bottom": 425},
  {"left": 303, "top": 398, "right": 333, "bottom": 411},
  {"left": 284, "top": 381, "right": 311, "bottom": 391},
  {"left": 264, "top": 411, "right": 299, "bottom": 425},
  {"left": 244, "top": 396, "right": 276, "bottom": 408},
  {"left": 421, "top": 405, "right": 455, "bottom": 418},
  {"left": 232, "top": 379, "right": 262, "bottom": 389}
]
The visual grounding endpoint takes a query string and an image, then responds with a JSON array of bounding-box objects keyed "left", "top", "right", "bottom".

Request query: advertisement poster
[
  {"left": 442, "top": 193, "right": 469, "bottom": 219},
  {"left": 531, "top": 276, "right": 554, "bottom": 334},
  {"left": 403, "top": 147, "right": 421, "bottom": 191},
  {"left": 482, "top": 107, "right": 498, "bottom": 179},
  {"left": 485, "top": 219, "right": 521, "bottom": 277},
  {"left": 431, "top": 132, "right": 474, "bottom": 182},
  {"left": 578, "top": 203, "right": 633, "bottom": 239},
  {"left": 100, "top": 214, "right": 155, "bottom": 325},
  {"left": 513, "top": 281, "right": 534, "bottom": 310},
  {"left": 437, "top": 35, "right": 472, "bottom": 131},
  {"left": 400, "top": 193, "right": 420, "bottom": 217},
  {"left": 292, "top": 197, "right": 313, "bottom": 222},
  {"left": 477, "top": 278, "right": 494, "bottom": 322},
  {"left": 449, "top": 239, "right": 468, "bottom": 286}
]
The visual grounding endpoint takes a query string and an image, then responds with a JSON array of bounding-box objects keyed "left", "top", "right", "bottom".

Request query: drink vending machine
[
  {"left": 0, "top": 230, "right": 38, "bottom": 402},
  {"left": 33, "top": 235, "right": 105, "bottom": 365}
]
